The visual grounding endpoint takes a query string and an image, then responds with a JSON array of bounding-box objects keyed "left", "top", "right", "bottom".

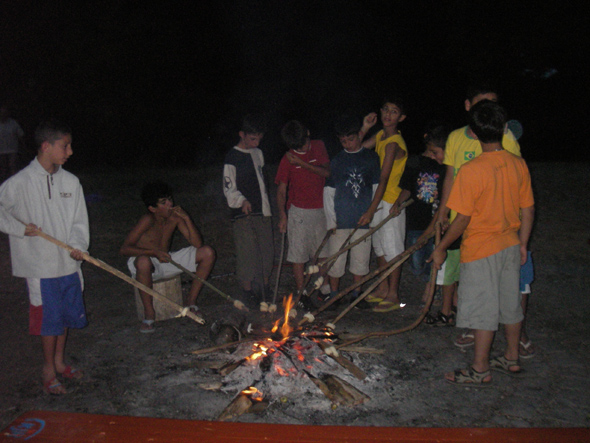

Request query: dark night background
[{"left": 1, "top": 1, "right": 587, "bottom": 170}]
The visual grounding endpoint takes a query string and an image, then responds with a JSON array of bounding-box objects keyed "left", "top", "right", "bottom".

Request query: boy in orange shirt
[{"left": 429, "top": 100, "right": 534, "bottom": 386}]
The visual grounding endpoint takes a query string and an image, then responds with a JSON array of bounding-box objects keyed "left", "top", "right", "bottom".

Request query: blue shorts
[
  {"left": 27, "top": 272, "right": 88, "bottom": 336},
  {"left": 520, "top": 251, "right": 534, "bottom": 293}
]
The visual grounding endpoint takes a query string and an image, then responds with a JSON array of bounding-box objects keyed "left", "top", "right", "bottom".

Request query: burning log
[
  {"left": 217, "top": 387, "right": 268, "bottom": 421},
  {"left": 316, "top": 341, "right": 366, "bottom": 380},
  {"left": 309, "top": 374, "right": 370, "bottom": 407},
  {"left": 337, "top": 346, "right": 384, "bottom": 354},
  {"left": 191, "top": 338, "right": 257, "bottom": 356},
  {"left": 218, "top": 358, "right": 248, "bottom": 376}
]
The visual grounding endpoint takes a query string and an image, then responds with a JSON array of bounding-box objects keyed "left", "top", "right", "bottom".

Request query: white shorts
[
  {"left": 127, "top": 246, "right": 197, "bottom": 281},
  {"left": 371, "top": 201, "right": 406, "bottom": 262},
  {"left": 327, "top": 229, "right": 372, "bottom": 278}
]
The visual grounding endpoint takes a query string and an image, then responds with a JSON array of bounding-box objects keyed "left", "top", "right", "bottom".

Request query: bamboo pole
[
  {"left": 299, "top": 229, "right": 434, "bottom": 325},
  {"left": 169, "top": 259, "right": 248, "bottom": 312},
  {"left": 335, "top": 223, "right": 442, "bottom": 348},
  {"left": 290, "top": 229, "right": 333, "bottom": 309},
  {"left": 313, "top": 199, "right": 414, "bottom": 270},
  {"left": 271, "top": 231, "right": 287, "bottom": 307},
  {"left": 27, "top": 226, "right": 205, "bottom": 324}
]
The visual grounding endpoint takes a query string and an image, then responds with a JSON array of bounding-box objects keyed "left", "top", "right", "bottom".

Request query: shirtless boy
[{"left": 120, "top": 181, "right": 215, "bottom": 332}]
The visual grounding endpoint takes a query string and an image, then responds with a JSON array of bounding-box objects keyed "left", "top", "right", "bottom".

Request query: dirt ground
[{"left": 1, "top": 162, "right": 589, "bottom": 430}]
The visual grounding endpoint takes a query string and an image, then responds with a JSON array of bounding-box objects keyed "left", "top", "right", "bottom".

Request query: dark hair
[
  {"left": 141, "top": 181, "right": 172, "bottom": 208},
  {"left": 281, "top": 120, "right": 309, "bottom": 150},
  {"left": 34, "top": 119, "right": 72, "bottom": 148},
  {"left": 465, "top": 81, "right": 499, "bottom": 102},
  {"left": 381, "top": 95, "right": 406, "bottom": 116},
  {"left": 334, "top": 114, "right": 361, "bottom": 137},
  {"left": 468, "top": 100, "right": 507, "bottom": 143},
  {"left": 241, "top": 113, "right": 267, "bottom": 135},
  {"left": 424, "top": 121, "right": 449, "bottom": 149}
]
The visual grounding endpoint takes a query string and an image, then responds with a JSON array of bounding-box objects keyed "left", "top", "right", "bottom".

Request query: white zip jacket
[{"left": 0, "top": 158, "right": 89, "bottom": 278}]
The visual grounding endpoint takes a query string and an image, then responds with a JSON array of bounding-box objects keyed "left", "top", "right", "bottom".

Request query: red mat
[{"left": 2, "top": 410, "right": 590, "bottom": 442}]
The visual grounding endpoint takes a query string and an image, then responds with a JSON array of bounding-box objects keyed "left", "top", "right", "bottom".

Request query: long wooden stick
[
  {"left": 291, "top": 229, "right": 333, "bottom": 308},
  {"left": 27, "top": 226, "right": 204, "bottom": 324},
  {"left": 301, "top": 226, "right": 358, "bottom": 305},
  {"left": 314, "top": 199, "right": 414, "bottom": 270},
  {"left": 299, "top": 229, "right": 435, "bottom": 325},
  {"left": 271, "top": 231, "right": 286, "bottom": 306},
  {"left": 336, "top": 223, "right": 442, "bottom": 348},
  {"left": 330, "top": 234, "right": 436, "bottom": 324},
  {"left": 169, "top": 259, "right": 248, "bottom": 312}
]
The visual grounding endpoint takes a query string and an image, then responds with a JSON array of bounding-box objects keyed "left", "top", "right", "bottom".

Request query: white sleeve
[
  {"left": 0, "top": 180, "right": 26, "bottom": 238},
  {"left": 323, "top": 186, "right": 337, "bottom": 231},
  {"left": 67, "top": 184, "right": 90, "bottom": 253},
  {"left": 223, "top": 163, "right": 246, "bottom": 209}
]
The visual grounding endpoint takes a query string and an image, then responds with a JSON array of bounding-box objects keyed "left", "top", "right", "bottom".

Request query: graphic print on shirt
[
  {"left": 416, "top": 171, "right": 441, "bottom": 214},
  {"left": 345, "top": 168, "right": 365, "bottom": 198}
]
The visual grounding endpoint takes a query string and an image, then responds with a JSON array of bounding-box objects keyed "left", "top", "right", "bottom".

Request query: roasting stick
[
  {"left": 298, "top": 226, "right": 358, "bottom": 309},
  {"left": 332, "top": 229, "right": 436, "bottom": 325},
  {"left": 335, "top": 223, "right": 442, "bottom": 348},
  {"left": 289, "top": 229, "right": 333, "bottom": 311},
  {"left": 169, "top": 259, "right": 248, "bottom": 312},
  {"left": 268, "top": 231, "right": 287, "bottom": 313},
  {"left": 299, "top": 229, "right": 435, "bottom": 326},
  {"left": 20, "top": 222, "right": 205, "bottom": 324},
  {"left": 309, "top": 199, "right": 414, "bottom": 272}
]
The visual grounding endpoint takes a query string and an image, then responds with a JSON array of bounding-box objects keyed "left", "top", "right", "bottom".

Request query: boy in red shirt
[{"left": 275, "top": 120, "right": 330, "bottom": 297}]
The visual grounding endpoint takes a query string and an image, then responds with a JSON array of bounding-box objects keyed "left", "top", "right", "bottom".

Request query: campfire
[{"left": 196, "top": 295, "right": 371, "bottom": 421}]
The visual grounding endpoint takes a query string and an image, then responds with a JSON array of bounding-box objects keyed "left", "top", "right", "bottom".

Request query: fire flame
[
  {"left": 241, "top": 386, "right": 264, "bottom": 401},
  {"left": 280, "top": 294, "right": 294, "bottom": 338},
  {"left": 246, "top": 342, "right": 269, "bottom": 362}
]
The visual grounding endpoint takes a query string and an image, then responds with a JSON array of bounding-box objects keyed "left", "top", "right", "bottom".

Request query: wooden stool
[{"left": 134, "top": 274, "right": 183, "bottom": 321}]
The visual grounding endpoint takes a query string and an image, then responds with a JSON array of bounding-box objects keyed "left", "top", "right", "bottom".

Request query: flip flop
[
  {"left": 446, "top": 367, "right": 492, "bottom": 388},
  {"left": 43, "top": 377, "right": 66, "bottom": 395},
  {"left": 519, "top": 340, "right": 536, "bottom": 359},
  {"left": 372, "top": 301, "right": 401, "bottom": 313},
  {"left": 140, "top": 319, "right": 155, "bottom": 333},
  {"left": 60, "top": 366, "right": 83, "bottom": 380},
  {"left": 365, "top": 294, "right": 384, "bottom": 303},
  {"left": 454, "top": 331, "right": 475, "bottom": 349}
]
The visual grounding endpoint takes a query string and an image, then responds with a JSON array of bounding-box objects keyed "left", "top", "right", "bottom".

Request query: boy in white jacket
[{"left": 0, "top": 120, "right": 89, "bottom": 395}]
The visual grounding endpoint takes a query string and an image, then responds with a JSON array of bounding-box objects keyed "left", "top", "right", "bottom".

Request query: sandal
[
  {"left": 43, "top": 377, "right": 66, "bottom": 395},
  {"left": 446, "top": 367, "right": 492, "bottom": 387},
  {"left": 424, "top": 311, "right": 455, "bottom": 327},
  {"left": 60, "top": 366, "right": 83, "bottom": 380},
  {"left": 519, "top": 340, "right": 536, "bottom": 359},
  {"left": 366, "top": 294, "right": 384, "bottom": 303},
  {"left": 489, "top": 355, "right": 524, "bottom": 377},
  {"left": 454, "top": 331, "right": 475, "bottom": 349},
  {"left": 140, "top": 319, "right": 155, "bottom": 333},
  {"left": 372, "top": 301, "right": 401, "bottom": 313}
]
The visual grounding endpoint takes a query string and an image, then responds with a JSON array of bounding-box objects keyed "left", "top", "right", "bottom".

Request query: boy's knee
[
  {"left": 197, "top": 245, "right": 216, "bottom": 263},
  {"left": 135, "top": 255, "right": 153, "bottom": 273}
]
